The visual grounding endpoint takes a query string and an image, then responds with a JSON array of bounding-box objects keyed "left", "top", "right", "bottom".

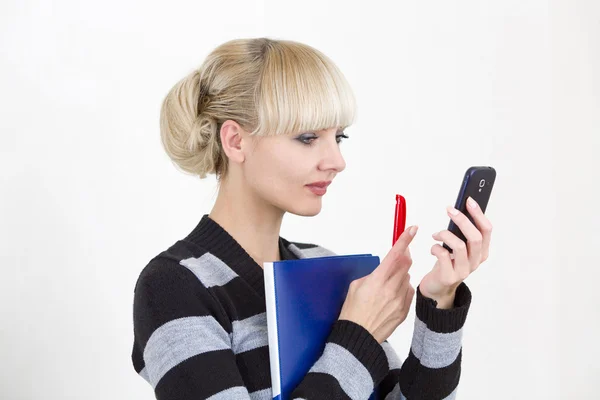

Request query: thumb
[{"left": 376, "top": 225, "right": 418, "bottom": 280}]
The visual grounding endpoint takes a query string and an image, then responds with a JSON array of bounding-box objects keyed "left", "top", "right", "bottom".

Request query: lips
[
  {"left": 305, "top": 181, "right": 331, "bottom": 196},
  {"left": 306, "top": 181, "right": 331, "bottom": 188}
]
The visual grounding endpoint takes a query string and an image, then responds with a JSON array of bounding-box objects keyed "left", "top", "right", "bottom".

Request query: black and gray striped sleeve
[
  {"left": 132, "top": 260, "right": 389, "bottom": 400},
  {"left": 290, "top": 319, "right": 390, "bottom": 399},
  {"left": 378, "top": 282, "right": 472, "bottom": 400},
  {"left": 131, "top": 261, "right": 253, "bottom": 399}
]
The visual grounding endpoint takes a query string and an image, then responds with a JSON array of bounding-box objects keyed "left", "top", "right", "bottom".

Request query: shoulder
[
  {"left": 281, "top": 237, "right": 338, "bottom": 259},
  {"left": 132, "top": 240, "right": 230, "bottom": 320},
  {"left": 132, "top": 241, "right": 231, "bottom": 339},
  {"left": 133, "top": 239, "right": 210, "bottom": 294}
]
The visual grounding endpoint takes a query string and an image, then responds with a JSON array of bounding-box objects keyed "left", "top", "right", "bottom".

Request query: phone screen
[{"left": 443, "top": 166, "right": 496, "bottom": 254}]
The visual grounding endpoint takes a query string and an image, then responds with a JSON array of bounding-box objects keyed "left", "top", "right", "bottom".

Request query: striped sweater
[{"left": 131, "top": 214, "right": 472, "bottom": 399}]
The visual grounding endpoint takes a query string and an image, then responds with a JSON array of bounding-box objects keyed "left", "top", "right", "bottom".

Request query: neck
[{"left": 209, "top": 175, "right": 284, "bottom": 269}]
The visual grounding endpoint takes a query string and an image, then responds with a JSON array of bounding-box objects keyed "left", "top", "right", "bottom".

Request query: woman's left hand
[{"left": 419, "top": 196, "right": 493, "bottom": 309}]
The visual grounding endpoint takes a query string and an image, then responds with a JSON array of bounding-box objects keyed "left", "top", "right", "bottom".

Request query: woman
[{"left": 131, "top": 37, "right": 492, "bottom": 399}]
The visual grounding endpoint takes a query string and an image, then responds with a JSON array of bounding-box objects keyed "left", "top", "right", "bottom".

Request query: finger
[
  {"left": 398, "top": 284, "right": 415, "bottom": 324},
  {"left": 432, "top": 230, "right": 470, "bottom": 279},
  {"left": 376, "top": 225, "right": 418, "bottom": 280},
  {"left": 398, "top": 272, "right": 411, "bottom": 295},
  {"left": 388, "top": 266, "right": 411, "bottom": 292},
  {"left": 431, "top": 244, "right": 457, "bottom": 285},
  {"left": 447, "top": 205, "right": 483, "bottom": 268},
  {"left": 466, "top": 196, "right": 493, "bottom": 261},
  {"left": 404, "top": 284, "right": 415, "bottom": 308},
  {"left": 397, "top": 275, "right": 412, "bottom": 312}
]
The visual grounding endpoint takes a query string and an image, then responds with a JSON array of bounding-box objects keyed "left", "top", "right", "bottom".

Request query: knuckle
[
  {"left": 393, "top": 297, "right": 404, "bottom": 310},
  {"left": 396, "top": 252, "right": 411, "bottom": 264},
  {"left": 383, "top": 285, "right": 395, "bottom": 300},
  {"left": 440, "top": 247, "right": 450, "bottom": 258},
  {"left": 397, "top": 310, "right": 408, "bottom": 321}
]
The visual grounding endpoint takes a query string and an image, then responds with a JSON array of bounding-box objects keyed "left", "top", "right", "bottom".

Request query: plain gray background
[{"left": 1, "top": 0, "right": 598, "bottom": 398}]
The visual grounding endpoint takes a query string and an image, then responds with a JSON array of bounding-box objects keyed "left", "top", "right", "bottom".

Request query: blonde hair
[{"left": 160, "top": 38, "right": 357, "bottom": 179}]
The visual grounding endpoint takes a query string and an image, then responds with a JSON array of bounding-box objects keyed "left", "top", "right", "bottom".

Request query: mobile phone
[{"left": 443, "top": 166, "right": 496, "bottom": 254}]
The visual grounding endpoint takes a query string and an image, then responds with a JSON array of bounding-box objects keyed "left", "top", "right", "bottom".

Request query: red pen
[{"left": 393, "top": 194, "right": 406, "bottom": 245}]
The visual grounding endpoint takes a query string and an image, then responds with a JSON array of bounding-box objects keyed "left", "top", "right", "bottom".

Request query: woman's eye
[
  {"left": 336, "top": 134, "right": 349, "bottom": 144},
  {"left": 298, "top": 134, "right": 317, "bottom": 145},
  {"left": 298, "top": 133, "right": 349, "bottom": 145}
]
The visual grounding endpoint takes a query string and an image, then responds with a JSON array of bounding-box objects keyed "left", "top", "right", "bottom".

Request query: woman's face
[{"left": 242, "top": 127, "right": 347, "bottom": 216}]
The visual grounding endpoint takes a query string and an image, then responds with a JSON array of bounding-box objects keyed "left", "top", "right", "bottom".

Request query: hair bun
[
  {"left": 188, "top": 112, "right": 217, "bottom": 152},
  {"left": 159, "top": 70, "right": 222, "bottom": 179},
  {"left": 197, "top": 93, "right": 211, "bottom": 115}
]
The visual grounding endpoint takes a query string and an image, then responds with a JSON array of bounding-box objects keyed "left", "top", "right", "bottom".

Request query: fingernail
[
  {"left": 409, "top": 226, "right": 418, "bottom": 236},
  {"left": 467, "top": 197, "right": 478, "bottom": 209},
  {"left": 447, "top": 206, "right": 459, "bottom": 216}
]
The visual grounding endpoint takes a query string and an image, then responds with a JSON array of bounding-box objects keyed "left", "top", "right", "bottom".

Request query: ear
[{"left": 219, "top": 120, "right": 246, "bottom": 165}]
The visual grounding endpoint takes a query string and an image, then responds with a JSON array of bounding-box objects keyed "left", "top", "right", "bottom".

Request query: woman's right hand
[{"left": 338, "top": 225, "right": 418, "bottom": 344}]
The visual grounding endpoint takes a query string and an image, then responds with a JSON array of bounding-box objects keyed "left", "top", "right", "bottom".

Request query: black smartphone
[{"left": 443, "top": 166, "right": 496, "bottom": 254}]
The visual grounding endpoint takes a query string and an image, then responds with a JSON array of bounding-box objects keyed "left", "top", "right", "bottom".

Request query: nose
[{"left": 317, "top": 137, "right": 346, "bottom": 173}]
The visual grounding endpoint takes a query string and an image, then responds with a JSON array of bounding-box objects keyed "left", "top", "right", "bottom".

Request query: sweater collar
[{"left": 183, "top": 214, "right": 297, "bottom": 298}]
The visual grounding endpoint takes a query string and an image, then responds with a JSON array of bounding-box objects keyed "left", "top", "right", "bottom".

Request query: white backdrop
[{"left": 1, "top": 1, "right": 598, "bottom": 399}]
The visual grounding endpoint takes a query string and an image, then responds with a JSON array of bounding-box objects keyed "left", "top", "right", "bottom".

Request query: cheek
[
  {"left": 247, "top": 145, "right": 311, "bottom": 200},
  {"left": 272, "top": 151, "right": 305, "bottom": 180},
  {"left": 266, "top": 152, "right": 305, "bottom": 194}
]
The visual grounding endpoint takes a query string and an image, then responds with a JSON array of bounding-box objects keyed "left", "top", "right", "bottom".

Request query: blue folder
[{"left": 264, "top": 254, "right": 381, "bottom": 400}]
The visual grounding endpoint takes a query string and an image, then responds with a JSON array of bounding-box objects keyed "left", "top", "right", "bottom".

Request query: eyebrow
[{"left": 295, "top": 128, "right": 346, "bottom": 136}]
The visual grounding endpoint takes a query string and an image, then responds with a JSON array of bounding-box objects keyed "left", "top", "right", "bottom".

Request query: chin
[{"left": 287, "top": 200, "right": 322, "bottom": 217}]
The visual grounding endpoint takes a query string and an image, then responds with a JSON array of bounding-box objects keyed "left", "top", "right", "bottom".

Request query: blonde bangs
[{"left": 252, "top": 42, "right": 356, "bottom": 137}]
